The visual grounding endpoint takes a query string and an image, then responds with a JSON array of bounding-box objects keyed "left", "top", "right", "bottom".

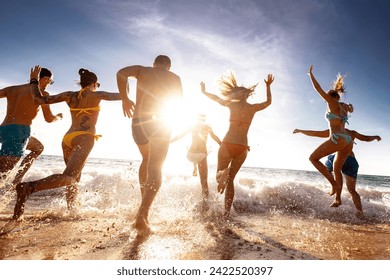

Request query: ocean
[{"left": 0, "top": 154, "right": 389, "bottom": 260}]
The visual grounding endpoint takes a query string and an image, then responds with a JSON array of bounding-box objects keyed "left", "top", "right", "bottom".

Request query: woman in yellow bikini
[
  {"left": 308, "top": 65, "right": 354, "bottom": 208},
  {"left": 200, "top": 71, "right": 274, "bottom": 220},
  {"left": 13, "top": 66, "right": 121, "bottom": 220}
]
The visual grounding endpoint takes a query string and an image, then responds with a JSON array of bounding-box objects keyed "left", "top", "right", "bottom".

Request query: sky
[{"left": 0, "top": 0, "right": 389, "bottom": 176}]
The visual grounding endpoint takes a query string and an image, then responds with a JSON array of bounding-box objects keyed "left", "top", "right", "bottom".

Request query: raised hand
[
  {"left": 200, "top": 82, "right": 206, "bottom": 93},
  {"left": 264, "top": 74, "right": 274, "bottom": 86},
  {"left": 30, "top": 65, "right": 41, "bottom": 80}
]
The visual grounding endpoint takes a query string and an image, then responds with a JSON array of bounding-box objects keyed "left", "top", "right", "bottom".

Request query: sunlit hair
[
  {"left": 218, "top": 71, "right": 258, "bottom": 101},
  {"left": 328, "top": 73, "right": 346, "bottom": 99}
]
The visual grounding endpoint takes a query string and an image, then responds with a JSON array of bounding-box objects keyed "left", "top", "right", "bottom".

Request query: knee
[
  {"left": 308, "top": 154, "right": 317, "bottom": 163},
  {"left": 35, "top": 143, "right": 44, "bottom": 155}
]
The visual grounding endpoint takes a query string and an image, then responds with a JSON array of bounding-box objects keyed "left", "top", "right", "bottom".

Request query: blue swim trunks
[
  {"left": 0, "top": 124, "right": 31, "bottom": 157},
  {"left": 325, "top": 154, "right": 359, "bottom": 179}
]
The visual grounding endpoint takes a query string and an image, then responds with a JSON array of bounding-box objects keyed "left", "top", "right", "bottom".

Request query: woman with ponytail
[
  {"left": 12, "top": 66, "right": 121, "bottom": 220},
  {"left": 308, "top": 65, "right": 354, "bottom": 207}
]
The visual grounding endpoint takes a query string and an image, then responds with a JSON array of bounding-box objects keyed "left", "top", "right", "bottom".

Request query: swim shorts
[
  {"left": 325, "top": 154, "right": 359, "bottom": 179},
  {"left": 132, "top": 117, "right": 171, "bottom": 145},
  {"left": 0, "top": 124, "right": 31, "bottom": 157}
]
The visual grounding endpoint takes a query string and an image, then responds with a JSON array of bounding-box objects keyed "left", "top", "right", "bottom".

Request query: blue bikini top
[{"left": 325, "top": 104, "right": 349, "bottom": 124}]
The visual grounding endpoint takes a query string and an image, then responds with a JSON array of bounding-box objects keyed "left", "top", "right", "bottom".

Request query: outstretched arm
[
  {"left": 293, "top": 128, "right": 330, "bottom": 138},
  {"left": 209, "top": 128, "right": 222, "bottom": 145},
  {"left": 351, "top": 130, "right": 382, "bottom": 142},
  {"left": 170, "top": 129, "right": 191, "bottom": 143},
  {"left": 200, "top": 82, "right": 230, "bottom": 106},
  {"left": 40, "top": 90, "right": 63, "bottom": 123},
  {"left": 254, "top": 74, "right": 274, "bottom": 111},
  {"left": 116, "top": 66, "right": 137, "bottom": 118},
  {"left": 96, "top": 91, "right": 122, "bottom": 101}
]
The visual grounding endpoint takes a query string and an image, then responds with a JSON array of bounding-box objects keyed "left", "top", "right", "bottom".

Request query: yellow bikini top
[
  {"left": 70, "top": 106, "right": 100, "bottom": 117},
  {"left": 71, "top": 88, "right": 100, "bottom": 116}
]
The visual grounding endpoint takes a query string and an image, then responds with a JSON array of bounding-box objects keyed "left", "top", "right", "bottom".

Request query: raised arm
[
  {"left": 30, "top": 66, "right": 70, "bottom": 105},
  {"left": 116, "top": 66, "right": 138, "bottom": 118},
  {"left": 308, "top": 65, "right": 333, "bottom": 103},
  {"left": 200, "top": 82, "right": 230, "bottom": 106},
  {"left": 293, "top": 128, "right": 330, "bottom": 138},
  {"left": 254, "top": 74, "right": 274, "bottom": 111}
]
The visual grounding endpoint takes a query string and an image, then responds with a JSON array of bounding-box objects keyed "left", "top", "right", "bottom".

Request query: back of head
[
  {"left": 154, "top": 55, "right": 171, "bottom": 69},
  {"left": 40, "top": 68, "right": 52, "bottom": 79},
  {"left": 79, "top": 68, "right": 97, "bottom": 88}
]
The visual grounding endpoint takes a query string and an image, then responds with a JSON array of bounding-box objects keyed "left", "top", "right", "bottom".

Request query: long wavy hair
[{"left": 218, "top": 71, "right": 258, "bottom": 101}]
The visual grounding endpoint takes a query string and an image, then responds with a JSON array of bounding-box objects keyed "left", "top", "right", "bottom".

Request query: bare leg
[
  {"left": 331, "top": 145, "right": 352, "bottom": 207},
  {"left": 136, "top": 144, "right": 149, "bottom": 197},
  {"left": 309, "top": 139, "right": 340, "bottom": 196},
  {"left": 345, "top": 175, "right": 363, "bottom": 217},
  {"left": 12, "top": 137, "right": 44, "bottom": 186},
  {"left": 0, "top": 156, "right": 20, "bottom": 182},
  {"left": 13, "top": 136, "right": 94, "bottom": 219},
  {"left": 134, "top": 136, "right": 170, "bottom": 235},
  {"left": 223, "top": 151, "right": 247, "bottom": 220},
  {"left": 216, "top": 143, "right": 232, "bottom": 194},
  {"left": 198, "top": 158, "right": 208, "bottom": 199},
  {"left": 192, "top": 163, "right": 198, "bottom": 176}
]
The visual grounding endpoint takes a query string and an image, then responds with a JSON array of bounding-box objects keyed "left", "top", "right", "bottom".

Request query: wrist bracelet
[{"left": 30, "top": 78, "right": 38, "bottom": 85}]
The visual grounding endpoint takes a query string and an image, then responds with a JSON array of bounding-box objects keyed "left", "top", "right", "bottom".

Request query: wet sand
[{"left": 1, "top": 211, "right": 388, "bottom": 260}]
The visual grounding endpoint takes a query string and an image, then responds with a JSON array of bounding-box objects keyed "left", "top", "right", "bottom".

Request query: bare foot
[
  {"left": 217, "top": 168, "right": 229, "bottom": 194},
  {"left": 328, "top": 188, "right": 336, "bottom": 196},
  {"left": 133, "top": 218, "right": 152, "bottom": 237},
  {"left": 355, "top": 210, "right": 364, "bottom": 219},
  {"left": 13, "top": 182, "right": 34, "bottom": 220},
  {"left": 330, "top": 199, "right": 342, "bottom": 207}
]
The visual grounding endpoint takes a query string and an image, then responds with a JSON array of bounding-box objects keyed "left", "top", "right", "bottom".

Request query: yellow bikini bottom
[{"left": 62, "top": 131, "right": 102, "bottom": 148}]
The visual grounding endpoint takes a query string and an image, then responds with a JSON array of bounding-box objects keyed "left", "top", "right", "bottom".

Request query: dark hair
[
  {"left": 78, "top": 68, "right": 97, "bottom": 88},
  {"left": 40, "top": 68, "right": 52, "bottom": 79},
  {"left": 154, "top": 55, "right": 171, "bottom": 67}
]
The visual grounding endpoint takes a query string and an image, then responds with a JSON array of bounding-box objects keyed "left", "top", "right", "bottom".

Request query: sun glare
[{"left": 160, "top": 97, "right": 198, "bottom": 133}]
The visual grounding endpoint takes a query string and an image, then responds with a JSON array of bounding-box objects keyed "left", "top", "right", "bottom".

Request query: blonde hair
[
  {"left": 218, "top": 71, "right": 258, "bottom": 101},
  {"left": 333, "top": 73, "right": 346, "bottom": 93}
]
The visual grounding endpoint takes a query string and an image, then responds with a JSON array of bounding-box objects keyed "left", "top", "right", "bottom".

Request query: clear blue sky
[{"left": 1, "top": 0, "right": 389, "bottom": 175}]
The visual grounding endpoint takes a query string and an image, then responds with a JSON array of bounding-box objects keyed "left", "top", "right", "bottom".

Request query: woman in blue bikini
[
  {"left": 12, "top": 66, "right": 121, "bottom": 220},
  {"left": 308, "top": 65, "right": 354, "bottom": 207},
  {"left": 201, "top": 71, "right": 274, "bottom": 219}
]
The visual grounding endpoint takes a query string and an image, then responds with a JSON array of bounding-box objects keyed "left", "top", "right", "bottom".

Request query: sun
[{"left": 160, "top": 97, "right": 200, "bottom": 133}]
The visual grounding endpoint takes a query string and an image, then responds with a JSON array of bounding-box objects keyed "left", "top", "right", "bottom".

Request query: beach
[{"left": 1, "top": 156, "right": 389, "bottom": 260}]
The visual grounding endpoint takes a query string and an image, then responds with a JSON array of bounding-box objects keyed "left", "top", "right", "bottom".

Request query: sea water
[{"left": 1, "top": 154, "right": 389, "bottom": 224}]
